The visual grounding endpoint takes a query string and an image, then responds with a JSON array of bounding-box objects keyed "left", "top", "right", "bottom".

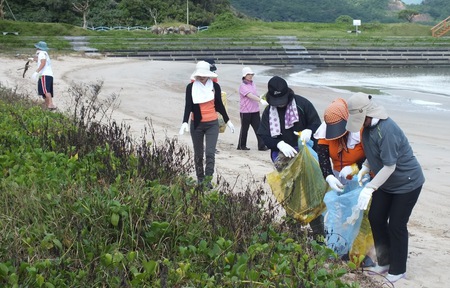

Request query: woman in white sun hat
[{"left": 179, "top": 61, "right": 235, "bottom": 189}]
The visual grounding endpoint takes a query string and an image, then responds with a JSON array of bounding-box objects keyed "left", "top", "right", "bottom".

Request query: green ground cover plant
[{"left": 0, "top": 83, "right": 372, "bottom": 287}]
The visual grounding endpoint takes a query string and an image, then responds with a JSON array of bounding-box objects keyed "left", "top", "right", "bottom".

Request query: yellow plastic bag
[
  {"left": 218, "top": 91, "right": 227, "bottom": 133},
  {"left": 267, "top": 143, "right": 328, "bottom": 225},
  {"left": 350, "top": 210, "right": 375, "bottom": 263}
]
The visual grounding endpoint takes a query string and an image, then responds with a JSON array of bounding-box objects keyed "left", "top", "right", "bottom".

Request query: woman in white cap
[
  {"left": 237, "top": 67, "right": 268, "bottom": 151},
  {"left": 346, "top": 92, "right": 425, "bottom": 283},
  {"left": 179, "top": 61, "right": 235, "bottom": 189},
  {"left": 32, "top": 41, "right": 56, "bottom": 110}
]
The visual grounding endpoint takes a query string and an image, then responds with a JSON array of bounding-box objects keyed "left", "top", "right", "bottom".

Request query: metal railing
[
  {"left": 431, "top": 16, "right": 450, "bottom": 37},
  {"left": 87, "top": 25, "right": 208, "bottom": 32}
]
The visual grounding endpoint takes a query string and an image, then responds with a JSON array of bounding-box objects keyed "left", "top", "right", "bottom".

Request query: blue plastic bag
[{"left": 323, "top": 178, "right": 364, "bottom": 256}]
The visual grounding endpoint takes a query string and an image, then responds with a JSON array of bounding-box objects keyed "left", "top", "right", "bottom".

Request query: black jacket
[
  {"left": 257, "top": 94, "right": 321, "bottom": 152},
  {"left": 182, "top": 81, "right": 229, "bottom": 129}
]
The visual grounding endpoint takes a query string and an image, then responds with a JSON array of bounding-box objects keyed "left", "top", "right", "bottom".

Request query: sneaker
[
  {"left": 365, "top": 264, "right": 389, "bottom": 275},
  {"left": 205, "top": 182, "right": 213, "bottom": 190},
  {"left": 237, "top": 147, "right": 250, "bottom": 150},
  {"left": 361, "top": 255, "right": 376, "bottom": 268},
  {"left": 386, "top": 273, "right": 405, "bottom": 283}
]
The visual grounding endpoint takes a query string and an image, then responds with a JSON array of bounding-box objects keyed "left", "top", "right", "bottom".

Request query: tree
[
  {"left": 72, "top": 0, "right": 90, "bottom": 29},
  {"left": 0, "top": 0, "right": 5, "bottom": 20},
  {"left": 146, "top": 7, "right": 159, "bottom": 25},
  {"left": 398, "top": 9, "right": 419, "bottom": 22}
]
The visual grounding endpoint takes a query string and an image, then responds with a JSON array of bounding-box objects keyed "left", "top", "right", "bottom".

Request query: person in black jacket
[
  {"left": 179, "top": 61, "right": 235, "bottom": 189},
  {"left": 257, "top": 76, "right": 324, "bottom": 238}
]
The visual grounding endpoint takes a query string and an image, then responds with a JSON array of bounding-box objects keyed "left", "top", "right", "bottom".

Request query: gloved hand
[
  {"left": 277, "top": 141, "right": 297, "bottom": 158},
  {"left": 339, "top": 163, "right": 359, "bottom": 179},
  {"left": 326, "top": 175, "right": 344, "bottom": 192},
  {"left": 31, "top": 71, "right": 40, "bottom": 81},
  {"left": 227, "top": 121, "right": 235, "bottom": 133},
  {"left": 299, "top": 129, "right": 312, "bottom": 145},
  {"left": 357, "top": 165, "right": 370, "bottom": 186},
  {"left": 357, "top": 187, "right": 375, "bottom": 210},
  {"left": 346, "top": 205, "right": 361, "bottom": 225},
  {"left": 179, "top": 122, "right": 189, "bottom": 135},
  {"left": 260, "top": 99, "right": 269, "bottom": 106}
]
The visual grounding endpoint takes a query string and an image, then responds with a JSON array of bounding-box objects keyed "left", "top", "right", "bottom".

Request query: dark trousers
[
  {"left": 190, "top": 120, "right": 219, "bottom": 183},
  {"left": 369, "top": 186, "right": 422, "bottom": 275},
  {"left": 237, "top": 112, "right": 265, "bottom": 149}
]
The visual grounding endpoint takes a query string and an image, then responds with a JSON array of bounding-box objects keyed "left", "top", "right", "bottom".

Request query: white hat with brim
[
  {"left": 192, "top": 61, "right": 218, "bottom": 78},
  {"left": 242, "top": 67, "right": 254, "bottom": 77},
  {"left": 34, "top": 41, "right": 49, "bottom": 51},
  {"left": 346, "top": 92, "right": 389, "bottom": 133}
]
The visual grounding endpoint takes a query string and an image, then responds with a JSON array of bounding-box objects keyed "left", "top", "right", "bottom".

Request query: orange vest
[{"left": 318, "top": 138, "right": 365, "bottom": 172}]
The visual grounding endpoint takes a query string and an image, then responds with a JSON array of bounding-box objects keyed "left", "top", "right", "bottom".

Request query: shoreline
[{"left": 1, "top": 55, "right": 449, "bottom": 287}]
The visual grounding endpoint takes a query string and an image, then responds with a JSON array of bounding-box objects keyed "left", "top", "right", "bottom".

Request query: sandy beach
[{"left": 1, "top": 54, "right": 449, "bottom": 287}]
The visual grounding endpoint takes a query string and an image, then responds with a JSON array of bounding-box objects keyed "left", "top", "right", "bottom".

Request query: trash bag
[
  {"left": 323, "top": 178, "right": 374, "bottom": 260},
  {"left": 267, "top": 141, "right": 328, "bottom": 225},
  {"left": 350, "top": 208, "right": 374, "bottom": 263}
]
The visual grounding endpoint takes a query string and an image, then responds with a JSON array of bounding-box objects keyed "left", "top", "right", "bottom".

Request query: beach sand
[{"left": 1, "top": 55, "right": 449, "bottom": 287}]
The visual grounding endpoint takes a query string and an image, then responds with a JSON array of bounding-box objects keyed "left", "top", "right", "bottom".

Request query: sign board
[{"left": 353, "top": 20, "right": 361, "bottom": 26}]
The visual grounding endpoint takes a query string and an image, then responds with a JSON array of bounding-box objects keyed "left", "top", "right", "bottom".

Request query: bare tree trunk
[
  {"left": 147, "top": 8, "right": 159, "bottom": 26},
  {"left": 72, "top": 0, "right": 90, "bottom": 29},
  {"left": 0, "top": 0, "right": 5, "bottom": 20}
]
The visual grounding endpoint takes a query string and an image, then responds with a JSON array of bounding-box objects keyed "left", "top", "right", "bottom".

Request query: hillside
[
  {"left": 230, "top": 0, "right": 448, "bottom": 24},
  {"left": 1, "top": 0, "right": 449, "bottom": 27}
]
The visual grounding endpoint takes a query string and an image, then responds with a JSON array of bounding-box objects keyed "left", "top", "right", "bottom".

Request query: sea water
[{"left": 262, "top": 66, "right": 450, "bottom": 113}]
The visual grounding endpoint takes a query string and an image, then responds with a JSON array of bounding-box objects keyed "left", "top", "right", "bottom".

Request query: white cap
[{"left": 242, "top": 67, "right": 254, "bottom": 77}]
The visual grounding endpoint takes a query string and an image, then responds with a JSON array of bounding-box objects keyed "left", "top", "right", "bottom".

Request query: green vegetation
[
  {"left": 0, "top": 84, "right": 369, "bottom": 287},
  {"left": 231, "top": 0, "right": 450, "bottom": 24},
  {"left": 3, "top": 0, "right": 450, "bottom": 27},
  {"left": 1, "top": 18, "right": 449, "bottom": 57}
]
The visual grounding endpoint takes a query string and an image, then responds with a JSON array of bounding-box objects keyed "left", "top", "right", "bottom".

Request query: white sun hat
[{"left": 192, "top": 61, "right": 218, "bottom": 78}]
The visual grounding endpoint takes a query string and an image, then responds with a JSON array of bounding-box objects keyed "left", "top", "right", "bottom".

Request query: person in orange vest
[{"left": 180, "top": 61, "right": 235, "bottom": 189}]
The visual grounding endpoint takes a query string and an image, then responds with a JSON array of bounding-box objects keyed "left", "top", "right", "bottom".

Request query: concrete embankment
[{"left": 77, "top": 36, "right": 450, "bottom": 68}]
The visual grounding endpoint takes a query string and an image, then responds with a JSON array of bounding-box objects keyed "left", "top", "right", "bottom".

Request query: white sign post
[{"left": 353, "top": 19, "right": 361, "bottom": 34}]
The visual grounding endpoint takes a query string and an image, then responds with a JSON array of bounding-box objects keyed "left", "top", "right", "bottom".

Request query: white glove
[
  {"left": 339, "top": 164, "right": 359, "bottom": 179},
  {"left": 345, "top": 205, "right": 361, "bottom": 225},
  {"left": 260, "top": 99, "right": 269, "bottom": 106},
  {"left": 31, "top": 72, "right": 40, "bottom": 81},
  {"left": 277, "top": 141, "right": 297, "bottom": 158},
  {"left": 357, "top": 187, "right": 375, "bottom": 210},
  {"left": 326, "top": 175, "right": 344, "bottom": 192},
  {"left": 227, "top": 121, "right": 235, "bottom": 133},
  {"left": 299, "top": 129, "right": 312, "bottom": 145},
  {"left": 179, "top": 122, "right": 189, "bottom": 135},
  {"left": 357, "top": 165, "right": 370, "bottom": 186}
]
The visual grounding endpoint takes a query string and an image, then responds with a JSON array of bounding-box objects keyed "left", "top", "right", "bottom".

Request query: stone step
[{"left": 86, "top": 36, "right": 450, "bottom": 67}]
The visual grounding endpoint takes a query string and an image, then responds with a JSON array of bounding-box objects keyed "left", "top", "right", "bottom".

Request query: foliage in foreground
[{"left": 0, "top": 83, "right": 364, "bottom": 287}]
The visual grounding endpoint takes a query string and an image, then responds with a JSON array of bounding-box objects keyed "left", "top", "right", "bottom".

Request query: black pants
[
  {"left": 369, "top": 186, "right": 421, "bottom": 275},
  {"left": 190, "top": 120, "right": 219, "bottom": 183},
  {"left": 237, "top": 112, "right": 265, "bottom": 150}
]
